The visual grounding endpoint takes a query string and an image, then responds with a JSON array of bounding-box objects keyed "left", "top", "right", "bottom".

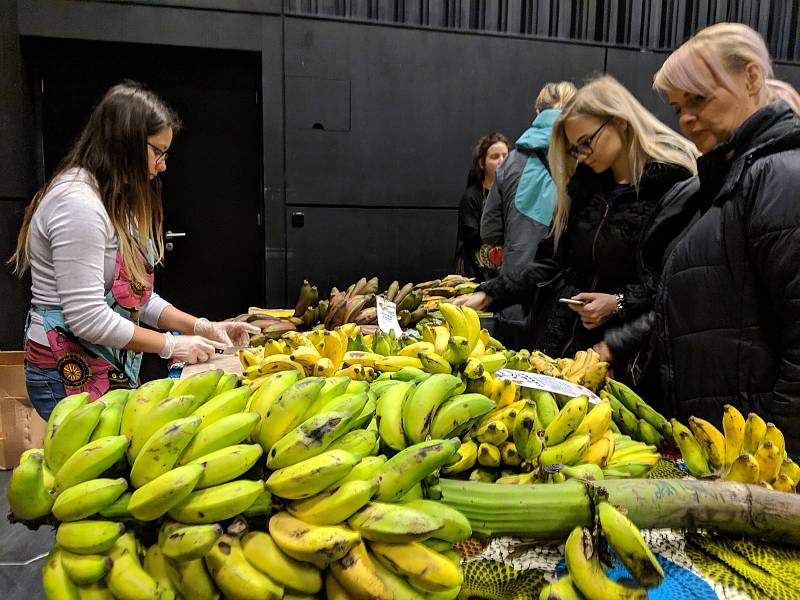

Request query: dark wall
[{"left": 282, "top": 17, "right": 605, "bottom": 296}]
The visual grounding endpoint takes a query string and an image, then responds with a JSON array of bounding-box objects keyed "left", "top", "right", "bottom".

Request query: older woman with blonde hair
[
  {"left": 650, "top": 22, "right": 800, "bottom": 454},
  {"left": 456, "top": 76, "right": 696, "bottom": 377},
  {"left": 767, "top": 78, "right": 800, "bottom": 113}
]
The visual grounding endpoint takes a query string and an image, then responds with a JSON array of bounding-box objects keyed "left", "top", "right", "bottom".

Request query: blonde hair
[
  {"left": 535, "top": 81, "right": 578, "bottom": 113},
  {"left": 10, "top": 82, "right": 180, "bottom": 287},
  {"left": 767, "top": 79, "right": 800, "bottom": 113},
  {"left": 653, "top": 22, "right": 773, "bottom": 101},
  {"left": 550, "top": 75, "right": 698, "bottom": 247}
]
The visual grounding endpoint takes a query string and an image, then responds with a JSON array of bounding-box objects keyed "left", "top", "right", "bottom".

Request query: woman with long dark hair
[
  {"left": 10, "top": 82, "right": 256, "bottom": 419},
  {"left": 454, "top": 132, "right": 509, "bottom": 280}
]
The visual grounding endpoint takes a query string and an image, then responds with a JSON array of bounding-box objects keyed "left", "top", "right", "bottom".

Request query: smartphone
[{"left": 558, "top": 298, "right": 586, "bottom": 307}]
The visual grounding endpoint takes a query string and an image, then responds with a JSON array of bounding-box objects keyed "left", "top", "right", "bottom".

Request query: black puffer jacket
[
  {"left": 654, "top": 101, "right": 800, "bottom": 455},
  {"left": 480, "top": 161, "right": 691, "bottom": 357}
]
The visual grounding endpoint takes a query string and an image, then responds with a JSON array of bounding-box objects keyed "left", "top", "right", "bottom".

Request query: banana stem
[{"left": 439, "top": 478, "right": 800, "bottom": 546}]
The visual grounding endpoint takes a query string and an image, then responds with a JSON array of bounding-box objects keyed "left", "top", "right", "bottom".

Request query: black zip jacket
[
  {"left": 653, "top": 101, "right": 800, "bottom": 455},
  {"left": 479, "top": 161, "right": 691, "bottom": 357}
]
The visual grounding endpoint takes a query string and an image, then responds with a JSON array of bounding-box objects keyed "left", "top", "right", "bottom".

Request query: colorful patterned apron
[{"left": 26, "top": 250, "right": 154, "bottom": 400}]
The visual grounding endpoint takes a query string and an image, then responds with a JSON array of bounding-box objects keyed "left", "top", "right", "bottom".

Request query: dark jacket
[
  {"left": 654, "top": 101, "right": 800, "bottom": 455},
  {"left": 481, "top": 109, "right": 560, "bottom": 274},
  {"left": 455, "top": 184, "right": 493, "bottom": 280},
  {"left": 480, "top": 161, "right": 692, "bottom": 358}
]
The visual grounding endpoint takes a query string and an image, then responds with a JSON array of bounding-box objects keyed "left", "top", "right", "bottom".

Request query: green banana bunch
[
  {"left": 129, "top": 415, "right": 201, "bottom": 488},
  {"left": 257, "top": 378, "right": 326, "bottom": 451},
  {"left": 143, "top": 545, "right": 181, "bottom": 598},
  {"left": 539, "top": 433, "right": 591, "bottom": 466},
  {"left": 120, "top": 378, "right": 173, "bottom": 442},
  {"left": 7, "top": 451, "right": 55, "bottom": 520},
  {"left": 56, "top": 520, "right": 125, "bottom": 555},
  {"left": 288, "top": 479, "right": 378, "bottom": 525},
  {"left": 59, "top": 549, "right": 112, "bottom": 585},
  {"left": 266, "top": 449, "right": 357, "bottom": 500},
  {"left": 429, "top": 393, "right": 495, "bottom": 439},
  {"left": 165, "top": 557, "right": 217, "bottom": 599},
  {"left": 128, "top": 394, "right": 203, "bottom": 462},
  {"left": 186, "top": 443, "right": 264, "bottom": 489},
  {"left": 169, "top": 368, "right": 224, "bottom": 405},
  {"left": 178, "top": 411, "right": 260, "bottom": 465},
  {"left": 375, "top": 438, "right": 460, "bottom": 502},
  {"left": 402, "top": 374, "right": 462, "bottom": 444},
  {"left": 401, "top": 499, "right": 472, "bottom": 542},
  {"left": 47, "top": 400, "right": 106, "bottom": 473},
  {"left": 54, "top": 435, "right": 129, "bottom": 493},
  {"left": 52, "top": 477, "right": 128, "bottom": 522},
  {"left": 347, "top": 501, "right": 444, "bottom": 542},
  {"left": 89, "top": 401, "right": 125, "bottom": 441},
  {"left": 127, "top": 463, "right": 205, "bottom": 521},
  {"left": 169, "top": 479, "right": 267, "bottom": 524},
  {"left": 160, "top": 523, "right": 224, "bottom": 561},
  {"left": 42, "top": 547, "right": 80, "bottom": 600},
  {"left": 191, "top": 385, "right": 250, "bottom": 430},
  {"left": 334, "top": 454, "right": 387, "bottom": 487},
  {"left": 442, "top": 336, "right": 471, "bottom": 367},
  {"left": 266, "top": 410, "right": 352, "bottom": 469},
  {"left": 376, "top": 380, "right": 413, "bottom": 451},
  {"left": 44, "top": 392, "right": 90, "bottom": 468},
  {"left": 327, "top": 428, "right": 379, "bottom": 460},
  {"left": 106, "top": 549, "right": 164, "bottom": 600}
]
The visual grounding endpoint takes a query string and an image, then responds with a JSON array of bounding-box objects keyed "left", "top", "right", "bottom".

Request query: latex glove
[
  {"left": 159, "top": 333, "right": 225, "bottom": 364},
  {"left": 569, "top": 292, "right": 618, "bottom": 330},
  {"left": 452, "top": 291, "right": 491, "bottom": 311},
  {"left": 194, "top": 317, "right": 260, "bottom": 348}
]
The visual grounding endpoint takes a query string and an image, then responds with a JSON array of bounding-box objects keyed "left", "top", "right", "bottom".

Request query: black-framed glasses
[
  {"left": 148, "top": 142, "right": 169, "bottom": 165},
  {"left": 567, "top": 118, "right": 611, "bottom": 159}
]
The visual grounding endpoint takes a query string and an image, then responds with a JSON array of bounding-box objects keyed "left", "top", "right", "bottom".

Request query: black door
[{"left": 26, "top": 38, "right": 264, "bottom": 321}]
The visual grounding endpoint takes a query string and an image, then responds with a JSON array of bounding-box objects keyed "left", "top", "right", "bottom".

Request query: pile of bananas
[
  {"left": 512, "top": 347, "right": 610, "bottom": 392},
  {"left": 541, "top": 501, "right": 664, "bottom": 600},
  {"left": 413, "top": 274, "right": 480, "bottom": 310},
  {"left": 671, "top": 404, "right": 799, "bottom": 492},
  {"left": 439, "top": 386, "right": 661, "bottom": 484},
  {"left": 601, "top": 378, "right": 673, "bottom": 448},
  {"left": 290, "top": 276, "right": 427, "bottom": 331},
  {"left": 237, "top": 303, "right": 511, "bottom": 385},
  {"left": 7, "top": 368, "right": 476, "bottom": 599}
]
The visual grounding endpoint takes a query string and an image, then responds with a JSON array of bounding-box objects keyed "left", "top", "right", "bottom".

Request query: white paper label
[
  {"left": 376, "top": 296, "right": 403, "bottom": 337},
  {"left": 493, "top": 368, "right": 601, "bottom": 403}
]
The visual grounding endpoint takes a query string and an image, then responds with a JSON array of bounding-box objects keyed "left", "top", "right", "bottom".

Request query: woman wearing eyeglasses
[
  {"left": 455, "top": 76, "right": 696, "bottom": 374},
  {"left": 9, "top": 81, "right": 257, "bottom": 420}
]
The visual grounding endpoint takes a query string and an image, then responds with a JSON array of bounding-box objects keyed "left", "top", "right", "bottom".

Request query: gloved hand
[
  {"left": 193, "top": 318, "right": 260, "bottom": 348},
  {"left": 159, "top": 333, "right": 225, "bottom": 364}
]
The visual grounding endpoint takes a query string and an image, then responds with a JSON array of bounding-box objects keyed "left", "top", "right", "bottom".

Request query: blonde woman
[
  {"left": 10, "top": 82, "right": 257, "bottom": 419},
  {"left": 651, "top": 23, "right": 800, "bottom": 454},
  {"left": 456, "top": 75, "right": 696, "bottom": 373}
]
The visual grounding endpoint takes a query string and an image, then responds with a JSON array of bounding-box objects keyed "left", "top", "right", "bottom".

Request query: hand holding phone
[{"left": 559, "top": 297, "right": 586, "bottom": 307}]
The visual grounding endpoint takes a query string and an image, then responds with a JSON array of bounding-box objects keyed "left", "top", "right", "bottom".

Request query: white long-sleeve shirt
[{"left": 26, "top": 168, "right": 171, "bottom": 348}]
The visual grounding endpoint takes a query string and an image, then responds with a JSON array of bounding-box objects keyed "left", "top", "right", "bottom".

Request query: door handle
[{"left": 165, "top": 230, "right": 185, "bottom": 251}]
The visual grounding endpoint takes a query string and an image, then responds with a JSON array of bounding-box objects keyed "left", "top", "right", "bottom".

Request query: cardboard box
[{"left": 0, "top": 351, "right": 47, "bottom": 469}]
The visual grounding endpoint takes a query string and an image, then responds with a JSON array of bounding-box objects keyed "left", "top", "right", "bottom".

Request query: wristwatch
[{"left": 614, "top": 292, "right": 625, "bottom": 315}]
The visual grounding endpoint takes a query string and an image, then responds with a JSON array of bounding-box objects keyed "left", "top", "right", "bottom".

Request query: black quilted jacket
[
  {"left": 480, "top": 160, "right": 691, "bottom": 357},
  {"left": 653, "top": 101, "right": 800, "bottom": 455}
]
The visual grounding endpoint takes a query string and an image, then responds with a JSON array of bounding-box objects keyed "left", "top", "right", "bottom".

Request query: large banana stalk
[{"left": 439, "top": 478, "right": 800, "bottom": 546}]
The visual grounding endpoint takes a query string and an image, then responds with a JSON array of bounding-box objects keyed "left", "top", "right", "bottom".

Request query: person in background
[
  {"left": 454, "top": 132, "right": 509, "bottom": 280},
  {"left": 9, "top": 81, "right": 257, "bottom": 420},
  {"left": 651, "top": 23, "right": 800, "bottom": 454},
  {"left": 767, "top": 78, "right": 800, "bottom": 113},
  {"left": 455, "top": 76, "right": 696, "bottom": 381},
  {"left": 479, "top": 81, "right": 576, "bottom": 346}
]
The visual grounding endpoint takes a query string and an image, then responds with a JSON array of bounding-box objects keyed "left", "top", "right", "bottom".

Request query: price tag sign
[
  {"left": 376, "top": 296, "right": 403, "bottom": 337},
  {"left": 494, "top": 368, "right": 601, "bottom": 403}
]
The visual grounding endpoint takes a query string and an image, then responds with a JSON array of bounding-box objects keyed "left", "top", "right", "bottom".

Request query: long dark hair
[
  {"left": 10, "top": 81, "right": 181, "bottom": 286},
  {"left": 467, "top": 132, "right": 509, "bottom": 187}
]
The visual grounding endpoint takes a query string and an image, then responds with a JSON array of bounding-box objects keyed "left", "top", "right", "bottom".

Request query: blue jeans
[{"left": 25, "top": 364, "right": 66, "bottom": 423}]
